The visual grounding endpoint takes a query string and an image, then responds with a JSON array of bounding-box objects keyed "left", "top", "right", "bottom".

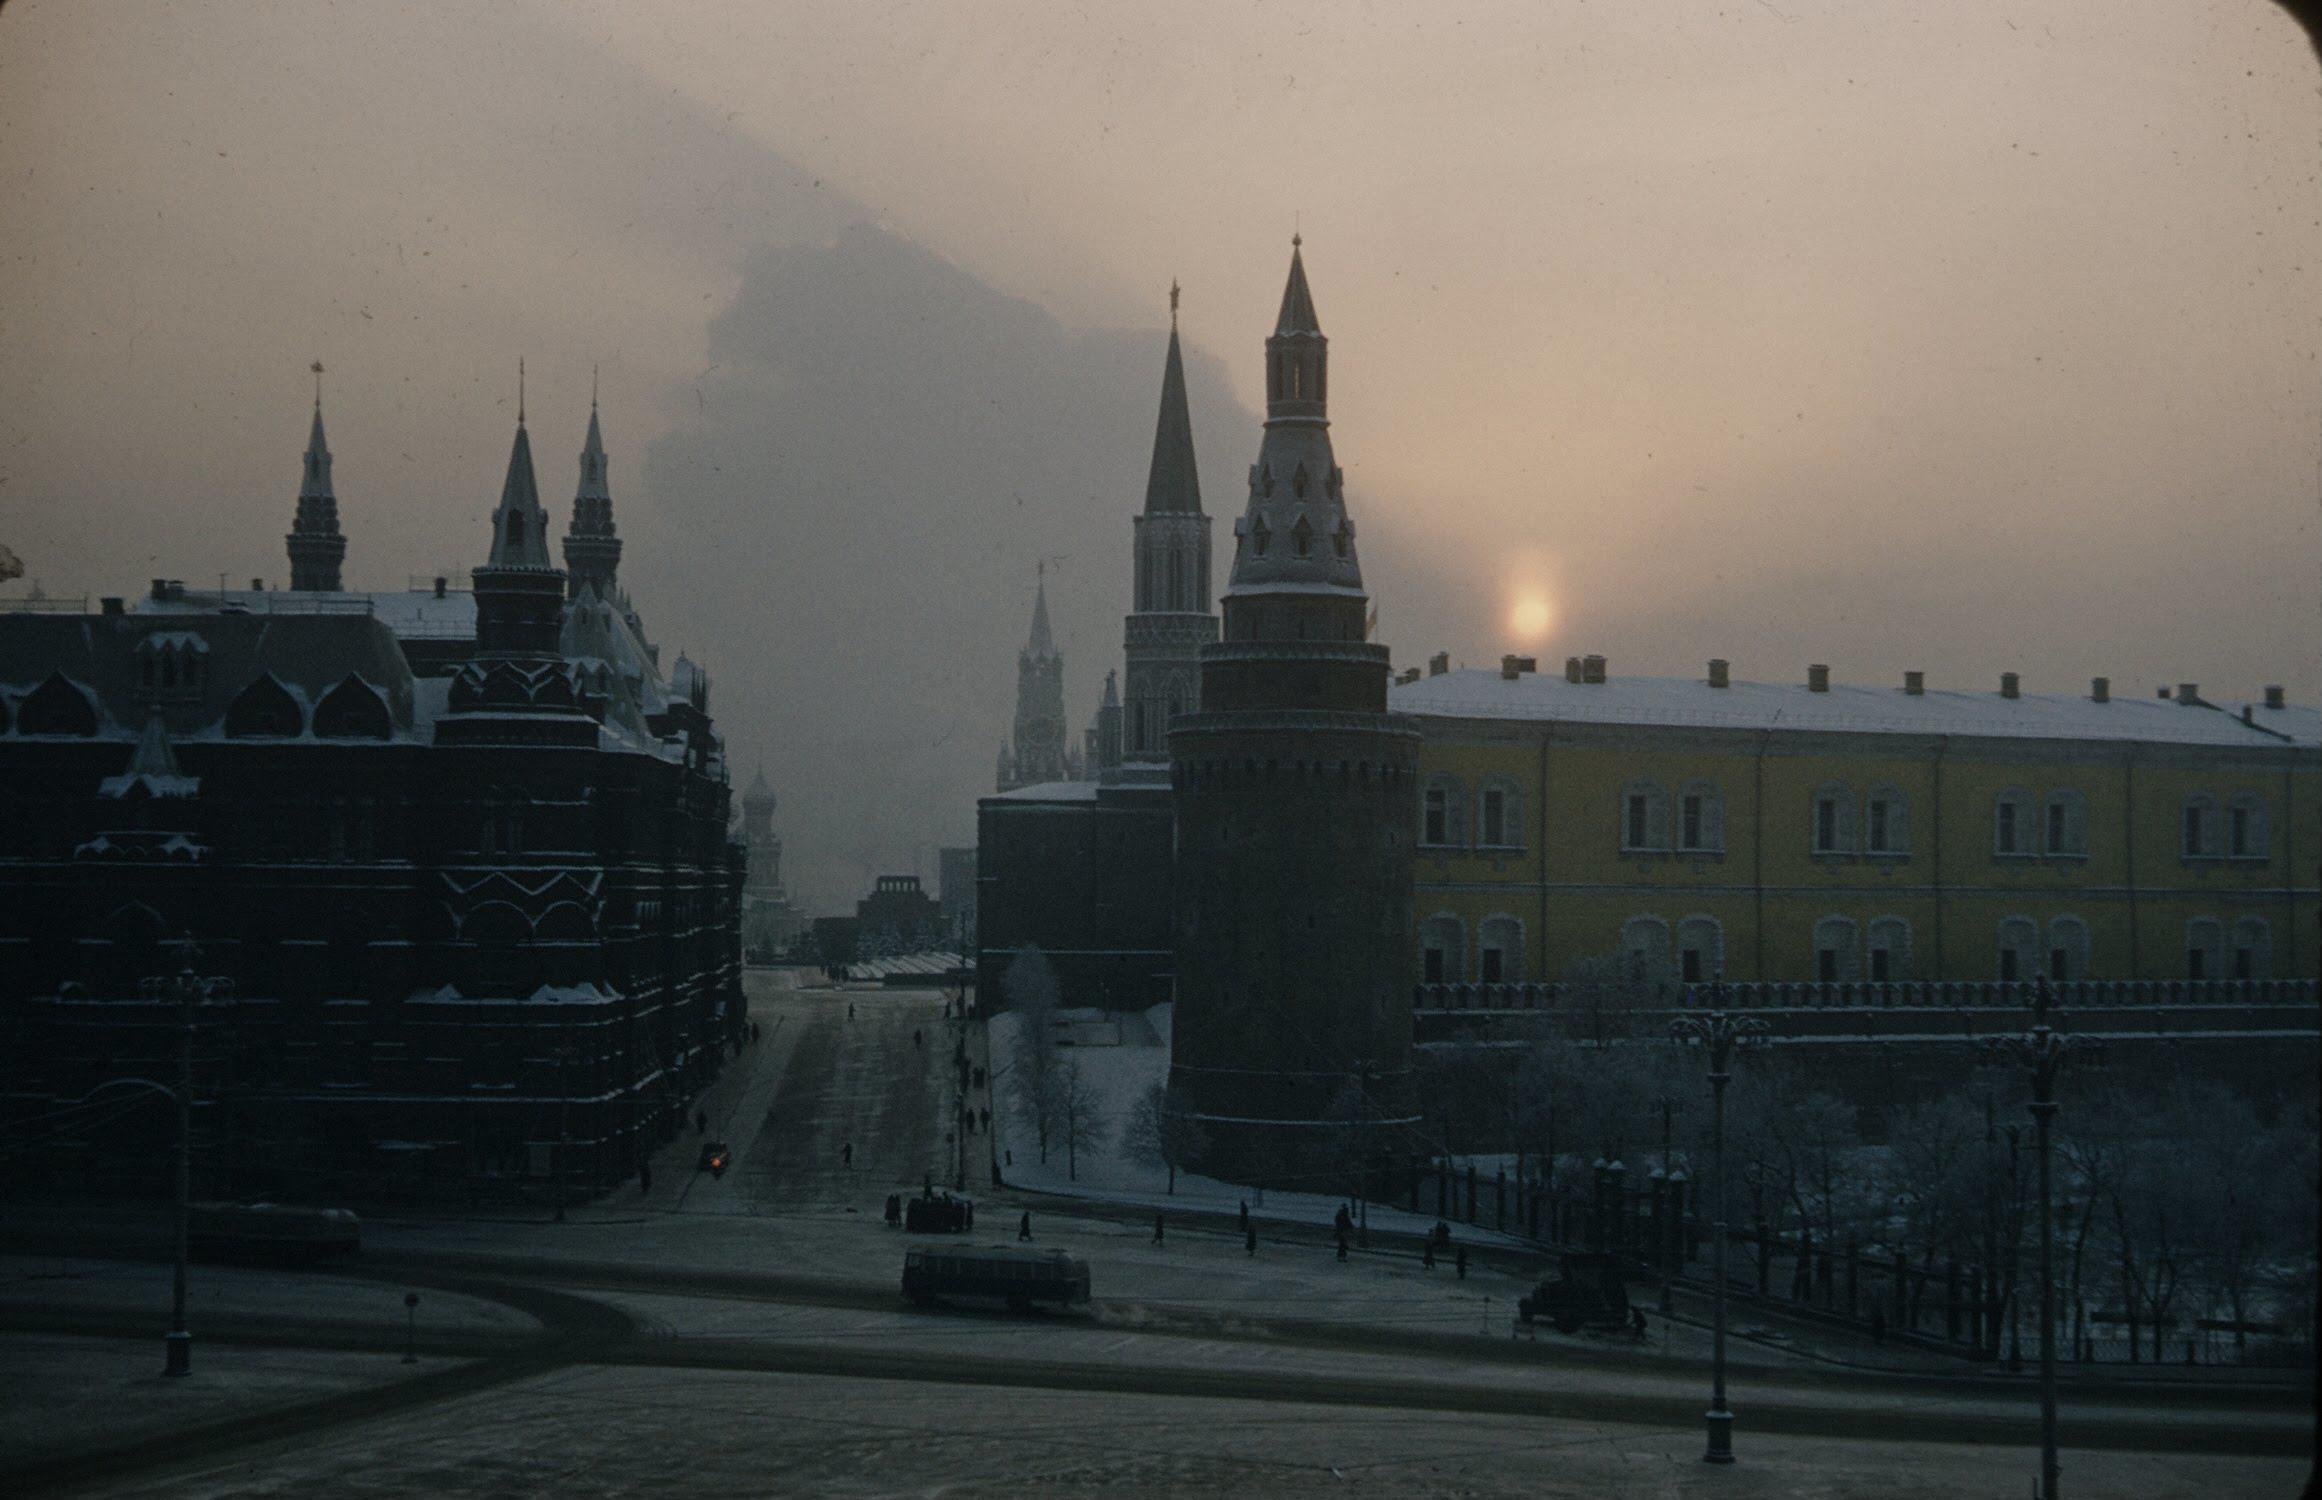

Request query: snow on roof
[
  {"left": 1392, "top": 668, "right": 2306, "bottom": 749},
  {"left": 133, "top": 588, "right": 476, "bottom": 641},
  {"left": 986, "top": 779, "right": 1101, "bottom": 803},
  {"left": 2226, "top": 700, "right": 2322, "bottom": 748}
]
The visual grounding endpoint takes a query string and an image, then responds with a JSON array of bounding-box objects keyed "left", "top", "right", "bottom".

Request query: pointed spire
[
  {"left": 487, "top": 414, "right": 553, "bottom": 569},
  {"left": 1274, "top": 236, "right": 1321, "bottom": 336},
  {"left": 1101, "top": 667, "right": 1119, "bottom": 709},
  {"left": 287, "top": 368, "right": 346, "bottom": 591},
  {"left": 563, "top": 385, "right": 623, "bottom": 598},
  {"left": 577, "top": 405, "right": 611, "bottom": 502},
  {"left": 1142, "top": 300, "right": 1203, "bottom": 516},
  {"left": 1026, "top": 567, "right": 1056, "bottom": 658}
]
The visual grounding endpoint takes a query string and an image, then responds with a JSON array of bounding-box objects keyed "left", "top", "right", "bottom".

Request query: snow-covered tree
[
  {"left": 1122, "top": 1079, "right": 1208, "bottom": 1193},
  {"left": 1056, "top": 1055, "right": 1109, "bottom": 1182},
  {"left": 1004, "top": 946, "right": 1062, "bottom": 1161}
]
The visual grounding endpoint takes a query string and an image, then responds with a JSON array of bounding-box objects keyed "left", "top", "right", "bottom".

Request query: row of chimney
[{"left": 1470, "top": 653, "right": 2287, "bottom": 710}]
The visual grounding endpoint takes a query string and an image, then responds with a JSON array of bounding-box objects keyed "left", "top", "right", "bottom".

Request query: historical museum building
[
  {"left": 1165, "top": 240, "right": 1422, "bottom": 1178},
  {"left": 0, "top": 391, "right": 747, "bottom": 1202},
  {"left": 1394, "top": 656, "right": 2317, "bottom": 990}
]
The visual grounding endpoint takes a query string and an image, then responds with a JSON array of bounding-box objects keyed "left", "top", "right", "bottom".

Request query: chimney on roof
[
  {"left": 1807, "top": 663, "right": 1830, "bottom": 693},
  {"left": 2242, "top": 705, "right": 2254, "bottom": 724},
  {"left": 1904, "top": 670, "right": 1924, "bottom": 696},
  {"left": 434, "top": 576, "right": 448, "bottom": 599},
  {"left": 2177, "top": 682, "right": 2199, "bottom": 705},
  {"left": 2001, "top": 672, "right": 2020, "bottom": 700},
  {"left": 1565, "top": 656, "right": 1582, "bottom": 683},
  {"left": 150, "top": 579, "right": 168, "bottom": 601},
  {"left": 1708, "top": 658, "right": 1729, "bottom": 689},
  {"left": 1582, "top": 654, "right": 1607, "bottom": 684},
  {"left": 2265, "top": 684, "right": 2285, "bottom": 711},
  {"left": 1500, "top": 654, "right": 1536, "bottom": 679},
  {"left": 1427, "top": 650, "right": 1450, "bottom": 678},
  {"left": 1396, "top": 666, "right": 1421, "bottom": 685},
  {"left": 2091, "top": 677, "right": 2109, "bottom": 704},
  {"left": 101, "top": 597, "right": 123, "bottom": 616}
]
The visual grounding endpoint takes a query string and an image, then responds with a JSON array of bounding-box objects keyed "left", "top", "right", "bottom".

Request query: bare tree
[
  {"left": 1055, "top": 1055, "right": 1109, "bottom": 1182},
  {"left": 1003, "top": 946, "right": 1061, "bottom": 1162},
  {"left": 1122, "top": 1079, "right": 1208, "bottom": 1194}
]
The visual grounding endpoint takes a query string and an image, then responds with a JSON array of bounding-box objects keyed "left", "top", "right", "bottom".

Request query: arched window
[
  {"left": 506, "top": 511, "right": 525, "bottom": 548},
  {"left": 1621, "top": 778, "right": 1670, "bottom": 852},
  {"left": 1992, "top": 788, "right": 2035, "bottom": 858},
  {"left": 2231, "top": 916, "right": 2272, "bottom": 980},
  {"left": 2046, "top": 916, "right": 2091, "bottom": 981},
  {"left": 1864, "top": 785, "right": 1911, "bottom": 856},
  {"left": 1996, "top": 916, "right": 2039, "bottom": 981},
  {"left": 1251, "top": 518, "right": 1272, "bottom": 556},
  {"left": 2180, "top": 793, "right": 2218, "bottom": 858},
  {"left": 227, "top": 674, "right": 305, "bottom": 739},
  {"left": 18, "top": 671, "right": 99, "bottom": 737},
  {"left": 2184, "top": 918, "right": 2224, "bottom": 980},
  {"left": 1291, "top": 515, "right": 1313, "bottom": 557},
  {"left": 1478, "top": 915, "right": 1523, "bottom": 983},
  {"left": 1419, "top": 913, "right": 1464, "bottom": 984},
  {"left": 2226, "top": 793, "right": 2268, "bottom": 859},
  {"left": 1866, "top": 916, "right": 1913, "bottom": 982},
  {"left": 1676, "top": 915, "right": 1723, "bottom": 985},
  {"left": 1812, "top": 915, "right": 1859, "bottom": 983},
  {"left": 314, "top": 674, "right": 392, "bottom": 740},
  {"left": 1476, "top": 777, "right": 1523, "bottom": 850},
  {"left": 2043, "top": 788, "right": 2089, "bottom": 857},
  {"left": 1622, "top": 915, "right": 1674, "bottom": 985},
  {"left": 1421, "top": 775, "right": 1465, "bottom": 849},
  {"left": 1810, "top": 782, "right": 1855, "bottom": 855},
  {"left": 1678, "top": 780, "right": 1724, "bottom": 854}
]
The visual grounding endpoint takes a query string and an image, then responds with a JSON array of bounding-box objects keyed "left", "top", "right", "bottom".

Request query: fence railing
[{"left": 1415, "top": 976, "right": 2319, "bottom": 1014}]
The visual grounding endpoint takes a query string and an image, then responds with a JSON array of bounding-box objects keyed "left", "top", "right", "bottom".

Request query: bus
[
  {"left": 187, "top": 1202, "right": 362, "bottom": 1265},
  {"left": 901, "top": 1245, "right": 1091, "bottom": 1312}
]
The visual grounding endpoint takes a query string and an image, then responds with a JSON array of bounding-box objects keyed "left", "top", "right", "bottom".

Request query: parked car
[
  {"left": 697, "top": 1141, "right": 731, "bottom": 1176},
  {"left": 1516, "top": 1252, "right": 1630, "bottom": 1334},
  {"left": 188, "top": 1202, "right": 360, "bottom": 1265},
  {"left": 904, "top": 1193, "right": 972, "bottom": 1233},
  {"left": 902, "top": 1245, "right": 1089, "bottom": 1311}
]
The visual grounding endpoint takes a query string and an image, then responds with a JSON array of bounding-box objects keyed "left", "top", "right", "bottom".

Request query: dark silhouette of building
[
  {"left": 856, "top": 875, "right": 943, "bottom": 954},
  {"left": 0, "top": 392, "right": 744, "bottom": 1203},
  {"left": 1167, "top": 239, "right": 1420, "bottom": 1183},
  {"left": 997, "top": 572, "right": 1068, "bottom": 791}
]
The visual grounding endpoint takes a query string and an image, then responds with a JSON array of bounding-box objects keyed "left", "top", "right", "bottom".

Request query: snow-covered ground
[{"left": 990, "top": 1003, "right": 1528, "bottom": 1246}]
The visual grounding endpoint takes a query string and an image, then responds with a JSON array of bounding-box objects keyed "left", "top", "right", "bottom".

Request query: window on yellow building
[
  {"left": 1479, "top": 915, "right": 1522, "bottom": 983},
  {"left": 1477, "top": 780, "right": 1523, "bottom": 849},
  {"left": 2185, "top": 917, "right": 2223, "bottom": 980},
  {"left": 2047, "top": 916, "right": 2090, "bottom": 981},
  {"left": 1678, "top": 781, "right": 1723, "bottom": 853},
  {"left": 1996, "top": 916, "right": 2038, "bottom": 981},
  {"left": 1622, "top": 915, "right": 1674, "bottom": 984},
  {"left": 2227, "top": 793, "right": 2267, "bottom": 859},
  {"left": 1622, "top": 779, "right": 1669, "bottom": 852},
  {"left": 1421, "top": 777, "right": 1463, "bottom": 848},
  {"left": 2231, "top": 916, "right": 2271, "bottom": 979},
  {"left": 1993, "top": 789, "right": 2034, "bottom": 858},
  {"left": 1811, "top": 783, "right": 1854, "bottom": 855},
  {"left": 1812, "top": 915, "right": 1858, "bottom": 982},
  {"left": 1420, "top": 914, "right": 1463, "bottom": 984},
  {"left": 1865, "top": 787, "right": 1910, "bottom": 856},
  {"left": 2043, "top": 790, "right": 2089, "bottom": 857},
  {"left": 1867, "top": 916, "right": 1911, "bottom": 982},
  {"left": 1677, "top": 915, "right": 1722, "bottom": 985},
  {"left": 2181, "top": 794, "right": 2218, "bottom": 858}
]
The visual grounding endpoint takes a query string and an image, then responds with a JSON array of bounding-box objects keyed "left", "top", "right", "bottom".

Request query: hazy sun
[{"left": 1509, "top": 594, "right": 1553, "bottom": 641}]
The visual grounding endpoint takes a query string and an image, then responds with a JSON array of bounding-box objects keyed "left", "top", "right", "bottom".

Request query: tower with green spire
[
  {"left": 286, "top": 390, "right": 347, "bottom": 592},
  {"left": 1122, "top": 282, "right": 1216, "bottom": 779}
]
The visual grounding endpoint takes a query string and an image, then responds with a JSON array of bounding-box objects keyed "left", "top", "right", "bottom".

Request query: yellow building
[{"left": 1393, "top": 655, "right": 2317, "bottom": 987}]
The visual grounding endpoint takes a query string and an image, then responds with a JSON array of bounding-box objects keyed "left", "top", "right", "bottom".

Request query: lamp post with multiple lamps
[
  {"left": 112, "top": 953, "right": 234, "bottom": 1377},
  {"left": 1669, "top": 981, "right": 1765, "bottom": 1465},
  {"left": 1981, "top": 977, "right": 2095, "bottom": 1500}
]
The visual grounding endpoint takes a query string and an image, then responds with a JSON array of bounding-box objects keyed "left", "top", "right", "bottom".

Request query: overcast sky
[{"left": 1, "top": 1, "right": 2314, "bottom": 910}]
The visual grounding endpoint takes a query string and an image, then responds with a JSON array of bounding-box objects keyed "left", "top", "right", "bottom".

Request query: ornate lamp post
[
  {"left": 1670, "top": 984, "right": 1766, "bottom": 1465},
  {"left": 1981, "top": 978, "right": 2094, "bottom": 1500},
  {"left": 130, "top": 955, "right": 233, "bottom": 1377}
]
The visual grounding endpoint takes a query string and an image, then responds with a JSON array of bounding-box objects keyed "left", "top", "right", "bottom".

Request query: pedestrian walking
[
  {"left": 1238, "top": 1200, "right": 1250, "bottom": 1235},
  {"left": 1336, "top": 1232, "right": 1348, "bottom": 1263},
  {"left": 1019, "top": 1211, "right": 1033, "bottom": 1242},
  {"left": 1334, "top": 1205, "right": 1352, "bottom": 1237},
  {"left": 842, "top": 1141, "right": 853, "bottom": 1168},
  {"left": 639, "top": 1161, "right": 652, "bottom": 1195},
  {"left": 1245, "top": 1223, "right": 1257, "bottom": 1257},
  {"left": 1423, "top": 1241, "right": 1436, "bottom": 1271},
  {"left": 848, "top": 1002, "right": 856, "bottom": 1021},
  {"left": 1455, "top": 1246, "right": 1469, "bottom": 1280},
  {"left": 752, "top": 1021, "right": 762, "bottom": 1043},
  {"left": 1153, "top": 1211, "right": 1165, "bottom": 1246},
  {"left": 696, "top": 1110, "right": 708, "bottom": 1136},
  {"left": 913, "top": 1029, "right": 923, "bottom": 1048}
]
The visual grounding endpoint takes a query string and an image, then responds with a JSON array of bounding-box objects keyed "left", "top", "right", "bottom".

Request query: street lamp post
[
  {"left": 1670, "top": 985, "right": 1765, "bottom": 1466},
  {"left": 133, "top": 956, "right": 232, "bottom": 1377},
  {"left": 1982, "top": 978, "right": 2093, "bottom": 1500}
]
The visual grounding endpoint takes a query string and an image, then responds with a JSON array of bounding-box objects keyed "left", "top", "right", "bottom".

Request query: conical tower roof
[
  {"left": 1229, "top": 239, "right": 1362, "bottom": 598},
  {"left": 1025, "top": 573, "right": 1057, "bottom": 659},
  {"left": 1142, "top": 305, "right": 1202, "bottom": 516},
  {"left": 300, "top": 404, "right": 334, "bottom": 500},
  {"left": 1274, "top": 236, "right": 1321, "bottom": 336},
  {"left": 487, "top": 416, "right": 553, "bottom": 569},
  {"left": 576, "top": 404, "right": 612, "bottom": 503}
]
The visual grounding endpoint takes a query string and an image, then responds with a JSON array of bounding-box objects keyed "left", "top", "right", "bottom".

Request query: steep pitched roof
[
  {"left": 487, "top": 420, "right": 554, "bottom": 569},
  {"left": 1026, "top": 575, "right": 1056, "bottom": 659},
  {"left": 1142, "top": 323, "right": 1202, "bottom": 515},
  {"left": 1274, "top": 237, "right": 1321, "bottom": 336},
  {"left": 300, "top": 404, "right": 334, "bottom": 500},
  {"left": 576, "top": 404, "right": 612, "bottom": 505}
]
